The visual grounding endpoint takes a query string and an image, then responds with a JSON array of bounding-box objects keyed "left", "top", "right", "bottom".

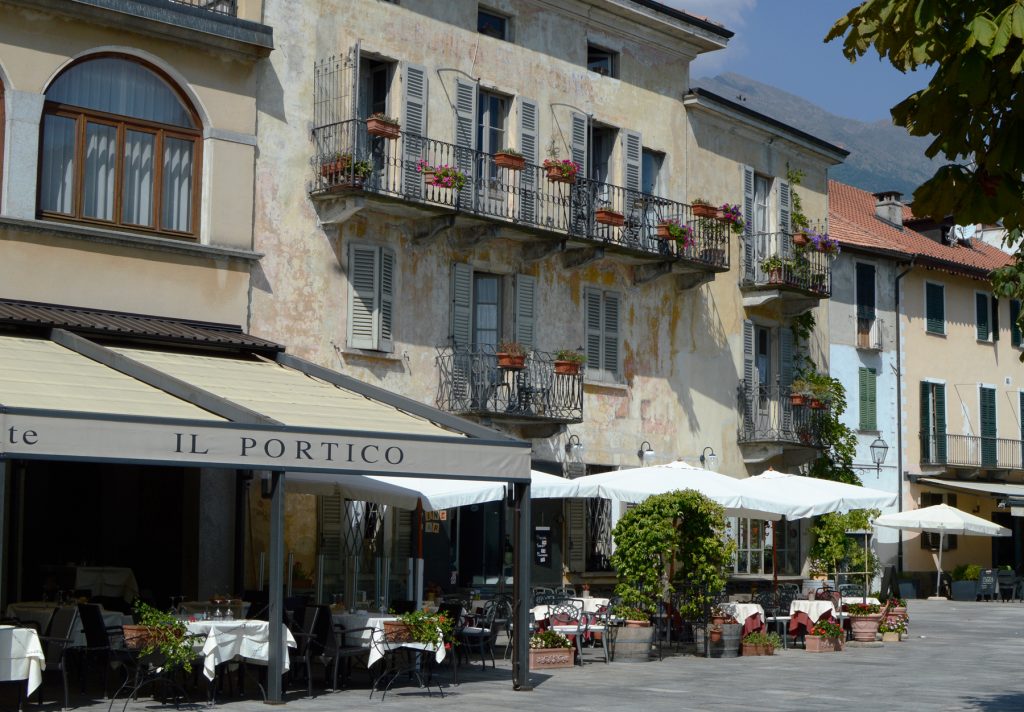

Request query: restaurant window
[
  {"left": 587, "top": 44, "right": 619, "bottom": 77},
  {"left": 730, "top": 517, "right": 800, "bottom": 575},
  {"left": 38, "top": 55, "right": 201, "bottom": 238}
]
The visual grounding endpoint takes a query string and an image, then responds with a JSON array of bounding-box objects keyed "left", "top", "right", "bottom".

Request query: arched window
[{"left": 39, "top": 55, "right": 201, "bottom": 237}]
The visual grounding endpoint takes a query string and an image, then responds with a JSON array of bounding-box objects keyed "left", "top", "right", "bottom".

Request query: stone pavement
[{"left": 15, "top": 600, "right": 1024, "bottom": 712}]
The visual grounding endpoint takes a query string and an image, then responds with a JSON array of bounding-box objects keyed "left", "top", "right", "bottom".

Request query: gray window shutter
[
  {"left": 570, "top": 111, "right": 588, "bottom": 175},
  {"left": 453, "top": 77, "right": 477, "bottom": 210},
  {"left": 347, "top": 244, "right": 379, "bottom": 350},
  {"left": 567, "top": 499, "right": 587, "bottom": 572},
  {"left": 450, "top": 262, "right": 473, "bottom": 348},
  {"left": 779, "top": 326, "right": 794, "bottom": 431},
  {"left": 622, "top": 130, "right": 642, "bottom": 192},
  {"left": 514, "top": 274, "right": 536, "bottom": 350},
  {"left": 519, "top": 98, "right": 539, "bottom": 223},
  {"left": 778, "top": 178, "right": 792, "bottom": 256},
  {"left": 402, "top": 63, "right": 428, "bottom": 198},
  {"left": 743, "top": 320, "right": 755, "bottom": 430},
  {"left": 742, "top": 165, "right": 755, "bottom": 282},
  {"left": 584, "top": 288, "right": 602, "bottom": 377},
  {"left": 976, "top": 293, "right": 990, "bottom": 341},
  {"left": 379, "top": 247, "right": 395, "bottom": 352},
  {"left": 349, "top": 42, "right": 362, "bottom": 121},
  {"left": 604, "top": 291, "right": 620, "bottom": 379}
]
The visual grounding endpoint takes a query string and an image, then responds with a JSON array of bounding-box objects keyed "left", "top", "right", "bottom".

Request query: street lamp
[
  {"left": 700, "top": 447, "right": 718, "bottom": 471},
  {"left": 869, "top": 437, "right": 889, "bottom": 473}
]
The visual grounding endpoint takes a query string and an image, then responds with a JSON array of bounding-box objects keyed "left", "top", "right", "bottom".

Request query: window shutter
[
  {"left": 859, "top": 367, "right": 877, "bottom": 431},
  {"left": 1019, "top": 391, "right": 1024, "bottom": 466},
  {"left": 379, "top": 247, "right": 395, "bottom": 352},
  {"left": 992, "top": 296, "right": 1000, "bottom": 341},
  {"left": 743, "top": 320, "right": 755, "bottom": 430},
  {"left": 976, "top": 293, "right": 990, "bottom": 341},
  {"left": 453, "top": 77, "right": 477, "bottom": 210},
  {"left": 935, "top": 383, "right": 947, "bottom": 463},
  {"left": 570, "top": 111, "right": 588, "bottom": 175},
  {"left": 603, "top": 291, "right": 620, "bottom": 380},
  {"left": 567, "top": 499, "right": 587, "bottom": 572},
  {"left": 981, "top": 386, "right": 997, "bottom": 467},
  {"left": 450, "top": 262, "right": 473, "bottom": 348},
  {"left": 926, "top": 283, "right": 944, "bottom": 334},
  {"left": 514, "top": 274, "right": 536, "bottom": 350},
  {"left": 742, "top": 165, "right": 755, "bottom": 282},
  {"left": 519, "top": 98, "right": 539, "bottom": 223},
  {"left": 1011, "top": 299, "right": 1021, "bottom": 347},
  {"left": 920, "top": 381, "right": 931, "bottom": 462},
  {"left": 402, "top": 63, "right": 428, "bottom": 198},
  {"left": 622, "top": 130, "right": 642, "bottom": 192},
  {"left": 856, "top": 263, "right": 876, "bottom": 320},
  {"left": 349, "top": 42, "right": 362, "bottom": 121},
  {"left": 778, "top": 178, "right": 792, "bottom": 254},
  {"left": 779, "top": 326, "right": 794, "bottom": 431},
  {"left": 584, "top": 288, "right": 602, "bottom": 378},
  {"left": 347, "top": 244, "right": 379, "bottom": 350}
]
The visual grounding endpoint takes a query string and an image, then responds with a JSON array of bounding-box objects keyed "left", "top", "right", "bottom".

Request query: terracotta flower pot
[
  {"left": 553, "top": 360, "right": 581, "bottom": 375},
  {"left": 790, "top": 394, "right": 807, "bottom": 407},
  {"left": 366, "top": 118, "right": 400, "bottom": 139},
  {"left": 496, "top": 353, "right": 526, "bottom": 370},
  {"left": 545, "top": 165, "right": 575, "bottom": 183},
  {"left": 709, "top": 628, "right": 722, "bottom": 643},
  {"left": 850, "top": 614, "right": 883, "bottom": 642},
  {"left": 656, "top": 223, "right": 673, "bottom": 239},
  {"left": 809, "top": 399, "right": 827, "bottom": 410},
  {"left": 595, "top": 209, "right": 625, "bottom": 226},
  {"left": 495, "top": 152, "right": 526, "bottom": 170},
  {"left": 793, "top": 232, "right": 809, "bottom": 248},
  {"left": 881, "top": 631, "right": 900, "bottom": 642},
  {"left": 529, "top": 647, "right": 574, "bottom": 669},
  {"left": 804, "top": 634, "right": 842, "bottom": 653},
  {"left": 692, "top": 203, "right": 718, "bottom": 219}
]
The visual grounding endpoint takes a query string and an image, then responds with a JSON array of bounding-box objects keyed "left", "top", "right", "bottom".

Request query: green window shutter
[
  {"left": 347, "top": 244, "right": 379, "bottom": 350},
  {"left": 514, "top": 274, "right": 536, "bottom": 350},
  {"left": 926, "top": 283, "right": 944, "bottom": 334},
  {"left": 379, "top": 247, "right": 394, "bottom": 352},
  {"left": 450, "top": 262, "right": 473, "bottom": 348},
  {"left": 859, "top": 367, "right": 877, "bottom": 431},
  {"left": 920, "top": 381, "right": 931, "bottom": 462},
  {"left": 603, "top": 291, "right": 620, "bottom": 379},
  {"left": 981, "top": 386, "right": 997, "bottom": 467},
  {"left": 1011, "top": 299, "right": 1021, "bottom": 347},
  {"left": 992, "top": 296, "right": 1000, "bottom": 341},
  {"left": 935, "top": 383, "right": 947, "bottom": 463},
  {"left": 976, "top": 293, "right": 990, "bottom": 340},
  {"left": 584, "top": 287, "right": 602, "bottom": 377}
]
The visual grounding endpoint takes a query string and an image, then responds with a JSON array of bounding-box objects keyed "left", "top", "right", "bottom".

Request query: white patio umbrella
[
  {"left": 738, "top": 469, "right": 896, "bottom": 518},
  {"left": 565, "top": 460, "right": 791, "bottom": 519},
  {"left": 873, "top": 503, "right": 1011, "bottom": 598}
]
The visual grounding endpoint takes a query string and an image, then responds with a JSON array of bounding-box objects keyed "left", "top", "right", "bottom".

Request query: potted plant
[
  {"left": 885, "top": 597, "right": 908, "bottom": 618},
  {"left": 760, "top": 255, "right": 785, "bottom": 284},
  {"left": 542, "top": 145, "right": 579, "bottom": 183},
  {"left": 708, "top": 624, "right": 723, "bottom": 643},
  {"left": 792, "top": 229, "right": 811, "bottom": 248},
  {"left": 846, "top": 602, "right": 883, "bottom": 642},
  {"left": 879, "top": 616, "right": 907, "bottom": 642},
  {"left": 496, "top": 340, "right": 527, "bottom": 370},
  {"left": 553, "top": 349, "right": 586, "bottom": 375},
  {"left": 788, "top": 378, "right": 811, "bottom": 407},
  {"left": 719, "top": 203, "right": 744, "bottom": 233},
  {"left": 951, "top": 564, "right": 981, "bottom": 600},
  {"left": 656, "top": 219, "right": 695, "bottom": 249},
  {"left": 391, "top": 609, "right": 454, "bottom": 647},
  {"left": 805, "top": 619, "right": 843, "bottom": 652},
  {"left": 494, "top": 147, "right": 526, "bottom": 171},
  {"left": 594, "top": 202, "right": 624, "bottom": 226},
  {"left": 741, "top": 631, "right": 781, "bottom": 656},
  {"left": 808, "top": 230, "right": 841, "bottom": 254},
  {"left": 430, "top": 164, "right": 468, "bottom": 191},
  {"left": 322, "top": 154, "right": 372, "bottom": 189},
  {"left": 528, "top": 629, "right": 574, "bottom": 669},
  {"left": 691, "top": 198, "right": 719, "bottom": 219},
  {"left": 320, "top": 151, "right": 351, "bottom": 179},
  {"left": 129, "top": 601, "right": 202, "bottom": 673},
  {"left": 366, "top": 112, "right": 401, "bottom": 139}
]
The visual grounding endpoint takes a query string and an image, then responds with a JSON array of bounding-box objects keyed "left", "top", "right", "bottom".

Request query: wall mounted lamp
[
  {"left": 869, "top": 437, "right": 889, "bottom": 473},
  {"left": 637, "top": 440, "right": 655, "bottom": 463},
  {"left": 700, "top": 447, "right": 719, "bottom": 471},
  {"left": 565, "top": 434, "right": 584, "bottom": 458}
]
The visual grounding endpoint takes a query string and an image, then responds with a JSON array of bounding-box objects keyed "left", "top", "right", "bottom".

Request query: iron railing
[
  {"left": 435, "top": 346, "right": 584, "bottom": 423},
  {"left": 741, "top": 230, "right": 832, "bottom": 297},
  {"left": 856, "top": 317, "right": 884, "bottom": 351},
  {"left": 168, "top": 0, "right": 238, "bottom": 15},
  {"left": 920, "top": 432, "right": 1024, "bottom": 470},
  {"left": 311, "top": 119, "right": 730, "bottom": 267},
  {"left": 738, "top": 381, "right": 826, "bottom": 447}
]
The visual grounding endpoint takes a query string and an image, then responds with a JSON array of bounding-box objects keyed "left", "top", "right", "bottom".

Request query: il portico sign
[{"left": 0, "top": 411, "right": 528, "bottom": 481}]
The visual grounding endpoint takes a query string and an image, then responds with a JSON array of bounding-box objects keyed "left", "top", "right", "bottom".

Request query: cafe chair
[
  {"left": 38, "top": 606, "right": 78, "bottom": 710},
  {"left": 286, "top": 606, "right": 321, "bottom": 697},
  {"left": 329, "top": 620, "right": 375, "bottom": 690},
  {"left": 456, "top": 602, "right": 499, "bottom": 669},
  {"left": 997, "top": 570, "right": 1019, "bottom": 602},
  {"left": 547, "top": 603, "right": 583, "bottom": 665},
  {"left": 76, "top": 603, "right": 124, "bottom": 698}
]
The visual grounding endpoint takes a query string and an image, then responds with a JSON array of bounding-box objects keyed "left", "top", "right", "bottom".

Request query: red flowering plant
[
  {"left": 719, "top": 203, "right": 744, "bottom": 233},
  {"left": 542, "top": 157, "right": 580, "bottom": 179},
  {"left": 809, "top": 620, "right": 843, "bottom": 638},
  {"left": 659, "top": 218, "right": 695, "bottom": 248},
  {"left": 397, "top": 609, "right": 455, "bottom": 645}
]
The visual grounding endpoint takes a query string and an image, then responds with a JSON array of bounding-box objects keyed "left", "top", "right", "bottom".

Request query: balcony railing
[
  {"left": 311, "top": 119, "right": 730, "bottom": 268},
  {"left": 741, "top": 231, "right": 832, "bottom": 298},
  {"left": 435, "top": 346, "right": 583, "bottom": 424},
  {"left": 856, "top": 316, "right": 884, "bottom": 351},
  {"left": 168, "top": 0, "right": 237, "bottom": 15},
  {"left": 738, "top": 381, "right": 826, "bottom": 447},
  {"left": 920, "top": 432, "right": 1024, "bottom": 470}
]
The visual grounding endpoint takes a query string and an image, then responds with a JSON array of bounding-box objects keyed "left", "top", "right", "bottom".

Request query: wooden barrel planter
[
  {"left": 613, "top": 622, "right": 653, "bottom": 662},
  {"left": 716, "top": 623, "right": 742, "bottom": 658}
]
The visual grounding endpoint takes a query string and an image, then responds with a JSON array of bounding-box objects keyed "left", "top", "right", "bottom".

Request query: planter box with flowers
[
  {"left": 847, "top": 603, "right": 883, "bottom": 642},
  {"left": 789, "top": 379, "right": 811, "bottom": 408},
  {"left": 719, "top": 203, "right": 744, "bottom": 233},
  {"left": 595, "top": 206, "right": 625, "bottom": 226},
  {"left": 656, "top": 219, "right": 695, "bottom": 251},
  {"left": 690, "top": 199, "right": 719, "bottom": 219},
  {"left": 553, "top": 349, "right": 586, "bottom": 376},
  {"left": 879, "top": 615, "right": 907, "bottom": 642},
  {"left": 543, "top": 157, "right": 579, "bottom": 184},
  {"left": 424, "top": 164, "right": 467, "bottom": 191},
  {"left": 528, "top": 630, "right": 574, "bottom": 669},
  {"left": 320, "top": 153, "right": 373, "bottom": 189},
  {"left": 496, "top": 340, "right": 527, "bottom": 370},
  {"left": 366, "top": 113, "right": 401, "bottom": 140},
  {"left": 388, "top": 609, "right": 454, "bottom": 648},
  {"left": 494, "top": 148, "right": 526, "bottom": 171},
  {"left": 741, "top": 631, "right": 781, "bottom": 656},
  {"left": 805, "top": 620, "right": 844, "bottom": 653}
]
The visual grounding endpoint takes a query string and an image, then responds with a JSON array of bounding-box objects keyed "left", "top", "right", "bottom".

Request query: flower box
[
  {"left": 792, "top": 232, "right": 810, "bottom": 248},
  {"left": 808, "top": 399, "right": 827, "bottom": 410},
  {"left": 804, "top": 634, "right": 842, "bottom": 653},
  {"left": 383, "top": 621, "right": 413, "bottom": 643},
  {"left": 495, "top": 152, "right": 526, "bottom": 171},
  {"left": 529, "top": 647, "right": 574, "bottom": 669},
  {"left": 595, "top": 209, "right": 624, "bottom": 226},
  {"left": 123, "top": 625, "right": 160, "bottom": 650},
  {"left": 656, "top": 223, "right": 673, "bottom": 240},
  {"left": 496, "top": 352, "right": 526, "bottom": 370},
  {"left": 790, "top": 393, "right": 807, "bottom": 407},
  {"left": 320, "top": 159, "right": 349, "bottom": 179},
  {"left": 545, "top": 165, "right": 575, "bottom": 184},
  {"left": 366, "top": 117, "right": 400, "bottom": 139},
  {"left": 881, "top": 631, "right": 901, "bottom": 643},
  {"left": 692, "top": 203, "right": 719, "bottom": 219},
  {"left": 741, "top": 643, "right": 774, "bottom": 656},
  {"left": 553, "top": 360, "right": 581, "bottom": 376}
]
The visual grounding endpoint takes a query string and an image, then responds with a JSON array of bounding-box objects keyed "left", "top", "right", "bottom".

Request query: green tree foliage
[
  {"left": 610, "top": 490, "right": 734, "bottom": 620},
  {"left": 809, "top": 509, "right": 880, "bottom": 580}
]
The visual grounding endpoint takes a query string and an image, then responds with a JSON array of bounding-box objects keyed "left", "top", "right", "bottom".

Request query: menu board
[{"left": 534, "top": 526, "right": 552, "bottom": 567}]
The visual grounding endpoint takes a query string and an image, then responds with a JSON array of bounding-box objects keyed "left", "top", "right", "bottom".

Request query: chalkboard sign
[
  {"left": 880, "top": 565, "right": 899, "bottom": 600},
  {"left": 978, "top": 568, "right": 998, "bottom": 598},
  {"left": 534, "top": 526, "right": 551, "bottom": 567}
]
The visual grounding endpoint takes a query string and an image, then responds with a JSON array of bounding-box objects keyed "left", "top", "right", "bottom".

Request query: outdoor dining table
[
  {"left": 0, "top": 625, "right": 45, "bottom": 697},
  {"left": 721, "top": 602, "right": 765, "bottom": 636},
  {"left": 840, "top": 596, "right": 881, "bottom": 606},
  {"left": 73, "top": 567, "right": 139, "bottom": 603},
  {"left": 5, "top": 602, "right": 132, "bottom": 645},
  {"left": 332, "top": 612, "right": 446, "bottom": 668},
  {"left": 530, "top": 597, "right": 610, "bottom": 620},
  {"left": 788, "top": 599, "right": 836, "bottom": 637},
  {"left": 186, "top": 619, "right": 296, "bottom": 681}
]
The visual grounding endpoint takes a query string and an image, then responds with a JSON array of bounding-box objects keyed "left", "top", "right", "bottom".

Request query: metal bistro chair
[
  {"left": 456, "top": 601, "right": 499, "bottom": 670},
  {"left": 547, "top": 603, "right": 583, "bottom": 665},
  {"left": 76, "top": 603, "right": 125, "bottom": 698},
  {"left": 997, "top": 570, "right": 1019, "bottom": 602},
  {"left": 369, "top": 624, "right": 443, "bottom": 701},
  {"left": 757, "top": 591, "right": 793, "bottom": 650},
  {"left": 287, "top": 606, "right": 321, "bottom": 697},
  {"left": 38, "top": 606, "right": 78, "bottom": 710}
]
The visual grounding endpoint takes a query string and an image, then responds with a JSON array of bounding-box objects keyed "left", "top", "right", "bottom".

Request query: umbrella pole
[
  {"left": 772, "top": 521, "right": 778, "bottom": 594},
  {"left": 936, "top": 531, "right": 944, "bottom": 598}
]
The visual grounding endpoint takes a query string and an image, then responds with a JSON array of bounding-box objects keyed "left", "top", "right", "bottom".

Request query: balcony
[
  {"left": 169, "top": 0, "right": 237, "bottom": 14},
  {"left": 921, "top": 433, "right": 1024, "bottom": 471},
  {"left": 435, "top": 347, "right": 583, "bottom": 434},
  {"left": 740, "top": 231, "right": 832, "bottom": 313},
  {"left": 738, "top": 381, "right": 826, "bottom": 463},
  {"left": 856, "top": 316, "right": 884, "bottom": 351},
  {"left": 310, "top": 120, "right": 730, "bottom": 275}
]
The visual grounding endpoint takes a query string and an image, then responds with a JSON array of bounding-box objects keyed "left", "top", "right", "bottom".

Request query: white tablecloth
[
  {"left": 841, "top": 597, "right": 881, "bottom": 606},
  {"left": 332, "top": 613, "right": 445, "bottom": 668},
  {"left": 530, "top": 597, "right": 610, "bottom": 620},
  {"left": 0, "top": 625, "right": 45, "bottom": 694},
  {"left": 5, "top": 603, "right": 131, "bottom": 646},
  {"left": 721, "top": 602, "right": 765, "bottom": 626},
  {"left": 187, "top": 620, "right": 296, "bottom": 681},
  {"left": 790, "top": 600, "right": 836, "bottom": 620},
  {"left": 74, "top": 567, "right": 139, "bottom": 603}
]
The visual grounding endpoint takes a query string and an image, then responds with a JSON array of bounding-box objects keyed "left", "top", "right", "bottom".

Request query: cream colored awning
[{"left": 919, "top": 477, "right": 1024, "bottom": 499}]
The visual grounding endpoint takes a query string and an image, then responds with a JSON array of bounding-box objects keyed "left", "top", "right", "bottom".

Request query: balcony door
[
  {"left": 359, "top": 58, "right": 394, "bottom": 184},
  {"left": 755, "top": 325, "right": 772, "bottom": 420},
  {"left": 476, "top": 91, "right": 509, "bottom": 214}
]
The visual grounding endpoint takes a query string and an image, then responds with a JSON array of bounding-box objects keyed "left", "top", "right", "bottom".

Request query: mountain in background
[{"left": 692, "top": 73, "right": 943, "bottom": 199}]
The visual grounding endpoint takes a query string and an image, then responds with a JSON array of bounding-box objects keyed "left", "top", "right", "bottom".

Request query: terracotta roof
[
  {"left": 0, "top": 299, "right": 283, "bottom": 353},
  {"left": 828, "top": 180, "right": 1012, "bottom": 277}
]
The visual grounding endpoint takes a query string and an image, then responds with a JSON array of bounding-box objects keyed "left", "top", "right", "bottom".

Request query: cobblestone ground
[{"left": 16, "top": 600, "right": 1024, "bottom": 712}]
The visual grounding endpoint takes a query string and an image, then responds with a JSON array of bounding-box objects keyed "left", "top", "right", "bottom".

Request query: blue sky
[{"left": 669, "top": 0, "right": 934, "bottom": 123}]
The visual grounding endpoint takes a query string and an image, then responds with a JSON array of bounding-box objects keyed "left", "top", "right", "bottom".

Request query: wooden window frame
[{"left": 37, "top": 56, "right": 202, "bottom": 240}]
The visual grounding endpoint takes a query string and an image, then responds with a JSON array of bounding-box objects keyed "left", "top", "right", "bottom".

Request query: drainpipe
[{"left": 894, "top": 258, "right": 915, "bottom": 571}]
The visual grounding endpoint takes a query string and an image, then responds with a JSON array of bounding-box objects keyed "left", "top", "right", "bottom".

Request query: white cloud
[{"left": 656, "top": 0, "right": 757, "bottom": 30}]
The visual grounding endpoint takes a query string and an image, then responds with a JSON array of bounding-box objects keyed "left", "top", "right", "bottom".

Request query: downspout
[{"left": 894, "top": 258, "right": 915, "bottom": 571}]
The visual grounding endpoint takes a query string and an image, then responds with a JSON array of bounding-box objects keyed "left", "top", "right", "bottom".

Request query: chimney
[{"left": 873, "top": 191, "right": 903, "bottom": 227}]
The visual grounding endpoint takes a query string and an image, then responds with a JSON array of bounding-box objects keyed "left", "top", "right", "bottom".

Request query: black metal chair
[
  {"left": 328, "top": 617, "right": 376, "bottom": 690},
  {"left": 38, "top": 606, "right": 77, "bottom": 709},
  {"left": 456, "top": 602, "right": 499, "bottom": 669},
  {"left": 76, "top": 603, "right": 123, "bottom": 698},
  {"left": 286, "top": 606, "right": 320, "bottom": 697}
]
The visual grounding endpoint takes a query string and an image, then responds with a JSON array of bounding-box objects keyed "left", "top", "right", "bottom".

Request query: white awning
[{"left": 919, "top": 477, "right": 1024, "bottom": 499}]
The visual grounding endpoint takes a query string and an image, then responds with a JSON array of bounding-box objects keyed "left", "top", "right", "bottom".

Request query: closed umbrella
[{"left": 873, "top": 503, "right": 1011, "bottom": 598}]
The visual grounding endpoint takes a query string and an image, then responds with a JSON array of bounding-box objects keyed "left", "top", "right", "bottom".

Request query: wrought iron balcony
[
  {"left": 741, "top": 230, "right": 832, "bottom": 298},
  {"left": 920, "top": 432, "right": 1024, "bottom": 470},
  {"left": 435, "top": 346, "right": 583, "bottom": 424},
  {"left": 310, "top": 119, "right": 730, "bottom": 269},
  {"left": 738, "top": 381, "right": 826, "bottom": 448},
  {"left": 169, "top": 0, "right": 237, "bottom": 15}
]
